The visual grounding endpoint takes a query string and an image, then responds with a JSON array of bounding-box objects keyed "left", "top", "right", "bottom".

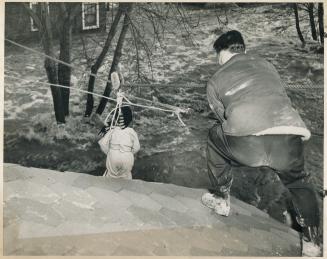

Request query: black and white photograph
[{"left": 3, "top": 1, "right": 325, "bottom": 256}]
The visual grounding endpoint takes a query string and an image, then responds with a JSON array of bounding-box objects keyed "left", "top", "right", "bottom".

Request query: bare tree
[
  {"left": 84, "top": 4, "right": 126, "bottom": 117},
  {"left": 83, "top": 3, "right": 199, "bottom": 117},
  {"left": 57, "top": 3, "right": 80, "bottom": 117},
  {"left": 293, "top": 3, "right": 305, "bottom": 46},
  {"left": 96, "top": 4, "right": 133, "bottom": 115},
  {"left": 126, "top": 3, "right": 199, "bottom": 81},
  {"left": 23, "top": 3, "right": 79, "bottom": 123},
  {"left": 318, "top": 3, "right": 324, "bottom": 44},
  {"left": 307, "top": 3, "right": 318, "bottom": 41}
]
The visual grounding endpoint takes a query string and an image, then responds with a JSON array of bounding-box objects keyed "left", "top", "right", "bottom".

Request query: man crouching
[{"left": 202, "top": 30, "right": 321, "bottom": 256}]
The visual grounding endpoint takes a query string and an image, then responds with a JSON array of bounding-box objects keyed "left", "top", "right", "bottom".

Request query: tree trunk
[
  {"left": 318, "top": 3, "right": 324, "bottom": 44},
  {"left": 57, "top": 3, "right": 80, "bottom": 117},
  {"left": 41, "top": 3, "right": 65, "bottom": 123},
  {"left": 96, "top": 5, "right": 133, "bottom": 115},
  {"left": 84, "top": 5, "right": 124, "bottom": 117},
  {"left": 22, "top": 3, "right": 80, "bottom": 124},
  {"left": 58, "top": 19, "right": 72, "bottom": 117},
  {"left": 293, "top": 4, "right": 305, "bottom": 46},
  {"left": 308, "top": 3, "right": 318, "bottom": 41},
  {"left": 45, "top": 59, "right": 66, "bottom": 123}
]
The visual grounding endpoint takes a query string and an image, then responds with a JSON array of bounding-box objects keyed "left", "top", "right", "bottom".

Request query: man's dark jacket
[{"left": 207, "top": 54, "right": 310, "bottom": 140}]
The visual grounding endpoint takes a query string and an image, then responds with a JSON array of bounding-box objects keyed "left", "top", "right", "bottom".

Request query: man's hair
[{"left": 213, "top": 30, "right": 246, "bottom": 54}]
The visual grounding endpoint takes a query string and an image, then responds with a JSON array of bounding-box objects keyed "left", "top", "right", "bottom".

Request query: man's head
[{"left": 213, "top": 30, "right": 246, "bottom": 65}]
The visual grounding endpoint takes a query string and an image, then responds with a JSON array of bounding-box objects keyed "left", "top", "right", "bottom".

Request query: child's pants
[{"left": 105, "top": 150, "right": 134, "bottom": 179}]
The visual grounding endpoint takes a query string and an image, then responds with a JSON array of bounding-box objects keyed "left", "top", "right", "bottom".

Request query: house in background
[{"left": 5, "top": 2, "right": 108, "bottom": 42}]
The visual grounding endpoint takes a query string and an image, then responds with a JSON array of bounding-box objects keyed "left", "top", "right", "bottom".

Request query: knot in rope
[
  {"left": 172, "top": 107, "right": 190, "bottom": 127},
  {"left": 116, "top": 91, "right": 124, "bottom": 106},
  {"left": 104, "top": 91, "right": 125, "bottom": 129}
]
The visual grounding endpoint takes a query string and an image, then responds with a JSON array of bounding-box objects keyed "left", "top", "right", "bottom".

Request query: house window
[
  {"left": 82, "top": 3, "right": 99, "bottom": 30},
  {"left": 29, "top": 2, "right": 49, "bottom": 32}
]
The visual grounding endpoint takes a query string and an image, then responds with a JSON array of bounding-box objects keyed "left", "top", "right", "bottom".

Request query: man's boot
[
  {"left": 201, "top": 192, "right": 230, "bottom": 216},
  {"left": 286, "top": 184, "right": 322, "bottom": 257},
  {"left": 301, "top": 225, "right": 321, "bottom": 257}
]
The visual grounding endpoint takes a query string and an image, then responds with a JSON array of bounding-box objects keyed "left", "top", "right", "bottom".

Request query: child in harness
[{"left": 98, "top": 105, "right": 140, "bottom": 179}]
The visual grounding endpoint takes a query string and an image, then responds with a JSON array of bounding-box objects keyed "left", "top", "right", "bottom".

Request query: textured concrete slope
[{"left": 4, "top": 163, "right": 301, "bottom": 256}]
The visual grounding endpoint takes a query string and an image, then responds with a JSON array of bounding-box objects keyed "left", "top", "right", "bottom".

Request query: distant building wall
[
  {"left": 5, "top": 2, "right": 107, "bottom": 43},
  {"left": 5, "top": 3, "right": 39, "bottom": 42}
]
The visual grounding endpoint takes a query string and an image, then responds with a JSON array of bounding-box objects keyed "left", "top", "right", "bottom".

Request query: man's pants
[{"left": 207, "top": 124, "right": 320, "bottom": 232}]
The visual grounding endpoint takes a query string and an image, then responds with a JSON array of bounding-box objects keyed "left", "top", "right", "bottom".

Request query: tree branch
[{"left": 22, "top": 3, "right": 44, "bottom": 33}]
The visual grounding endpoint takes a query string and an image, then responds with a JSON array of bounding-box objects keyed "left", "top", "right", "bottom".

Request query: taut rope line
[
  {"left": 5, "top": 75, "right": 187, "bottom": 126},
  {"left": 5, "top": 38, "right": 202, "bottom": 89},
  {"left": 5, "top": 38, "right": 198, "bottom": 95},
  {"left": 5, "top": 38, "right": 94, "bottom": 77},
  {"left": 5, "top": 38, "right": 189, "bottom": 116},
  {"left": 5, "top": 38, "right": 324, "bottom": 90}
]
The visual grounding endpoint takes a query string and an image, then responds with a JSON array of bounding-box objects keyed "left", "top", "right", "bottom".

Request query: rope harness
[{"left": 106, "top": 91, "right": 125, "bottom": 130}]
